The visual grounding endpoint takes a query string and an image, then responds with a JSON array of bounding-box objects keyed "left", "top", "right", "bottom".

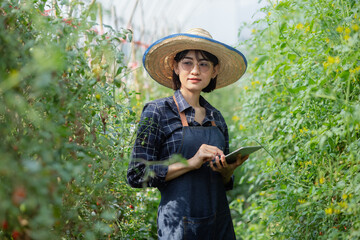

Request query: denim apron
[{"left": 156, "top": 96, "right": 236, "bottom": 240}]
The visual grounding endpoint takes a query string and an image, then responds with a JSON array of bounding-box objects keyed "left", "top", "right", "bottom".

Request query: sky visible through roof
[{"left": 101, "top": 0, "right": 267, "bottom": 47}]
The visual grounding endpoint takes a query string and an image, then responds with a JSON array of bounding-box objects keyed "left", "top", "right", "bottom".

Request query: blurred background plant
[
  {"left": 0, "top": 0, "right": 158, "bottom": 239},
  {"left": 228, "top": 0, "right": 360, "bottom": 239}
]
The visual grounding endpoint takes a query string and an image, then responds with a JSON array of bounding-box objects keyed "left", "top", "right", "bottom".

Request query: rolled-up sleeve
[
  {"left": 217, "top": 114, "right": 234, "bottom": 191},
  {"left": 127, "top": 102, "right": 168, "bottom": 188},
  {"left": 224, "top": 124, "right": 234, "bottom": 191}
]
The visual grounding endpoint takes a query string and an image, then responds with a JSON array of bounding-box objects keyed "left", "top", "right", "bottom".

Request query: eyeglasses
[{"left": 179, "top": 59, "right": 212, "bottom": 72}]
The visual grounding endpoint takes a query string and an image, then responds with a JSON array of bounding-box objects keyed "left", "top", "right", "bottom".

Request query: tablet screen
[{"left": 225, "top": 146, "right": 262, "bottom": 164}]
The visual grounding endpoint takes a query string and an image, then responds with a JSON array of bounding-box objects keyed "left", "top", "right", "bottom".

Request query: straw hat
[{"left": 142, "top": 28, "right": 247, "bottom": 89}]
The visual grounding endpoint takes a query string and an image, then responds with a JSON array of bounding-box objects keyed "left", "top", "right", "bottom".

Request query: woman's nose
[{"left": 191, "top": 63, "right": 200, "bottom": 75}]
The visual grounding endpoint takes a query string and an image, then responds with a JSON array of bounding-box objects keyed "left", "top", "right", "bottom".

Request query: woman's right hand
[
  {"left": 165, "top": 144, "right": 224, "bottom": 182},
  {"left": 188, "top": 144, "right": 224, "bottom": 170}
]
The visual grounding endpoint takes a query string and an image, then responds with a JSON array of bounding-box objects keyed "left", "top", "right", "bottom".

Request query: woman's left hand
[{"left": 209, "top": 154, "right": 249, "bottom": 183}]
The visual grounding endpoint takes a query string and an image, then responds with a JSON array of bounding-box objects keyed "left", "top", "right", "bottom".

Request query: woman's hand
[
  {"left": 210, "top": 154, "right": 249, "bottom": 183},
  {"left": 166, "top": 144, "right": 224, "bottom": 182},
  {"left": 188, "top": 144, "right": 224, "bottom": 170}
]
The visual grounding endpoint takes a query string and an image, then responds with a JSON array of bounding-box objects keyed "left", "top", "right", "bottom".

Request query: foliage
[
  {"left": 0, "top": 0, "right": 155, "bottom": 239},
  {"left": 230, "top": 0, "right": 360, "bottom": 239}
]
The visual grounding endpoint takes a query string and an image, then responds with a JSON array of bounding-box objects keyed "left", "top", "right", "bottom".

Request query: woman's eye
[
  {"left": 183, "top": 61, "right": 192, "bottom": 65},
  {"left": 200, "top": 62, "right": 209, "bottom": 67}
]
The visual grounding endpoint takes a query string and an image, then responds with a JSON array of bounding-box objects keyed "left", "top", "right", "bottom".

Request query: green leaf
[
  {"left": 287, "top": 53, "right": 297, "bottom": 61},
  {"left": 255, "top": 55, "right": 269, "bottom": 70}
]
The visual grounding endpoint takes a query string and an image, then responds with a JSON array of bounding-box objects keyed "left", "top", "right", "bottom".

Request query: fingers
[
  {"left": 210, "top": 155, "right": 227, "bottom": 171},
  {"left": 215, "top": 155, "right": 222, "bottom": 168},
  {"left": 220, "top": 155, "right": 228, "bottom": 168},
  {"left": 235, "top": 154, "right": 249, "bottom": 166},
  {"left": 199, "top": 144, "right": 224, "bottom": 162}
]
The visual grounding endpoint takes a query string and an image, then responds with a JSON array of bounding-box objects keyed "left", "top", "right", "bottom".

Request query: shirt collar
[
  {"left": 173, "top": 90, "right": 217, "bottom": 119},
  {"left": 174, "top": 90, "right": 191, "bottom": 113}
]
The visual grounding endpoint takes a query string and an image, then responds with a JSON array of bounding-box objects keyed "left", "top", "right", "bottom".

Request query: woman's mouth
[{"left": 188, "top": 78, "right": 201, "bottom": 82}]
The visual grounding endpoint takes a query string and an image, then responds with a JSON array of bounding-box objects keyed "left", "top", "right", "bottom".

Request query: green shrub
[
  {"left": 230, "top": 0, "right": 360, "bottom": 239},
  {"left": 0, "top": 1, "right": 154, "bottom": 239}
]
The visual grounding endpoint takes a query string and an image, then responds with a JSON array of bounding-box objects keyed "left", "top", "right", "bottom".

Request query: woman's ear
[
  {"left": 212, "top": 64, "right": 219, "bottom": 78},
  {"left": 174, "top": 62, "right": 179, "bottom": 75}
]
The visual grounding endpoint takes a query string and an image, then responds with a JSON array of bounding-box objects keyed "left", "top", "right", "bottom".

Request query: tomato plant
[
  {"left": 0, "top": 0, "right": 155, "bottom": 239},
  {"left": 228, "top": 0, "right": 360, "bottom": 239}
]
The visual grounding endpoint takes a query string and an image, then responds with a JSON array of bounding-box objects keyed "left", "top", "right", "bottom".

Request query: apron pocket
[{"left": 183, "top": 214, "right": 216, "bottom": 240}]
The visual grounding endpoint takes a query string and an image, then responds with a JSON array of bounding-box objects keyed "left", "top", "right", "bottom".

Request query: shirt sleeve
[
  {"left": 220, "top": 115, "right": 235, "bottom": 191},
  {"left": 223, "top": 121, "right": 230, "bottom": 156},
  {"left": 220, "top": 115, "right": 234, "bottom": 191},
  {"left": 127, "top": 102, "right": 168, "bottom": 188}
]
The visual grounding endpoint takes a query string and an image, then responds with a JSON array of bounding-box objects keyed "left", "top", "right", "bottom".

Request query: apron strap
[
  {"left": 173, "top": 95, "right": 189, "bottom": 126},
  {"left": 173, "top": 95, "right": 216, "bottom": 127}
]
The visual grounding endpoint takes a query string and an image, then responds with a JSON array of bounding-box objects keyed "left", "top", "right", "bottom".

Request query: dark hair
[{"left": 172, "top": 50, "right": 219, "bottom": 93}]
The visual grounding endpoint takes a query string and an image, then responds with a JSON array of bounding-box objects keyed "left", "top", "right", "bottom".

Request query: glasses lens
[
  {"left": 180, "top": 60, "right": 211, "bottom": 72},
  {"left": 180, "top": 61, "right": 194, "bottom": 71},
  {"left": 199, "top": 61, "right": 210, "bottom": 72}
]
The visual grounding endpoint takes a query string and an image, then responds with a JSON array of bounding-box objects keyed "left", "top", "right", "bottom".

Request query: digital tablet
[{"left": 225, "top": 146, "right": 263, "bottom": 164}]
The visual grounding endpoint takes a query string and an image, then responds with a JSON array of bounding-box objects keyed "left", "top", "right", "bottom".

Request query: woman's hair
[{"left": 172, "top": 50, "right": 219, "bottom": 93}]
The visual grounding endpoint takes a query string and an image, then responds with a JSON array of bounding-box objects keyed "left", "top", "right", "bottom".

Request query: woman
[{"left": 127, "top": 28, "right": 248, "bottom": 239}]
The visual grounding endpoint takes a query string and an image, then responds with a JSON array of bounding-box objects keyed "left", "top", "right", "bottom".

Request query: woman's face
[{"left": 174, "top": 50, "right": 219, "bottom": 94}]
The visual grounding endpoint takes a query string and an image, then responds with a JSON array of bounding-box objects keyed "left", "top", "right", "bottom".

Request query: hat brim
[{"left": 143, "top": 33, "right": 247, "bottom": 89}]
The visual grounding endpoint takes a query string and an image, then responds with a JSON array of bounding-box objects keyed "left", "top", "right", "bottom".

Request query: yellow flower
[
  {"left": 260, "top": 117, "right": 264, "bottom": 120},
  {"left": 345, "top": 27, "right": 351, "bottom": 34},
  {"left": 334, "top": 209, "right": 341, "bottom": 214},
  {"left": 251, "top": 81, "right": 256, "bottom": 86},
  {"left": 254, "top": 57, "right": 259, "bottom": 62},
  {"left": 95, "top": 94, "right": 101, "bottom": 100},
  {"left": 268, "top": 12, "right": 271, "bottom": 16},
  {"left": 244, "top": 86, "right": 249, "bottom": 90},
  {"left": 344, "top": 35, "right": 350, "bottom": 41},
  {"left": 252, "top": 29, "right": 257, "bottom": 34},
  {"left": 296, "top": 23, "right": 304, "bottom": 30},
  {"left": 298, "top": 199, "right": 306, "bottom": 204},
  {"left": 336, "top": 26, "right": 344, "bottom": 33},
  {"left": 255, "top": 80, "right": 260, "bottom": 84},
  {"left": 259, "top": 191, "right": 266, "bottom": 196},
  {"left": 335, "top": 56, "right": 340, "bottom": 64},
  {"left": 303, "top": 127, "right": 309, "bottom": 132},
  {"left": 239, "top": 124, "right": 245, "bottom": 130},
  {"left": 232, "top": 115, "right": 239, "bottom": 121},
  {"left": 352, "top": 24, "right": 359, "bottom": 31},
  {"left": 319, "top": 177, "right": 325, "bottom": 184},
  {"left": 327, "top": 56, "right": 335, "bottom": 64},
  {"left": 299, "top": 129, "right": 303, "bottom": 133},
  {"left": 305, "top": 26, "right": 310, "bottom": 32},
  {"left": 339, "top": 201, "right": 348, "bottom": 209},
  {"left": 325, "top": 38, "right": 330, "bottom": 43},
  {"left": 325, "top": 208, "right": 333, "bottom": 215},
  {"left": 342, "top": 194, "right": 348, "bottom": 200}
]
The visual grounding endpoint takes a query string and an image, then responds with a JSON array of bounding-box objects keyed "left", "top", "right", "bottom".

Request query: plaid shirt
[{"left": 127, "top": 90, "right": 231, "bottom": 189}]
